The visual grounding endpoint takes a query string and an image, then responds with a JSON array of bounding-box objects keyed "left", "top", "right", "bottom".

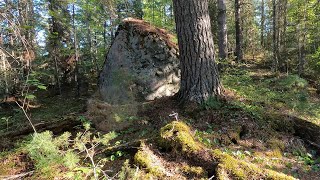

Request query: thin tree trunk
[
  {"left": 217, "top": 0, "right": 228, "bottom": 59},
  {"left": 235, "top": 0, "right": 243, "bottom": 61},
  {"left": 93, "top": 32, "right": 99, "bottom": 73},
  {"left": 277, "top": 2, "right": 281, "bottom": 70},
  {"left": 53, "top": 52, "right": 62, "bottom": 95},
  {"left": 272, "top": 0, "right": 278, "bottom": 72},
  {"left": 72, "top": 3, "right": 79, "bottom": 96},
  {"left": 298, "top": 3, "right": 307, "bottom": 76},
  {"left": 260, "top": 0, "right": 265, "bottom": 47},
  {"left": 49, "top": 0, "right": 61, "bottom": 94},
  {"left": 281, "top": 0, "right": 288, "bottom": 73},
  {"left": 173, "top": 0, "right": 223, "bottom": 103},
  {"left": 0, "top": 34, "right": 9, "bottom": 94},
  {"left": 86, "top": 1, "right": 93, "bottom": 66}
]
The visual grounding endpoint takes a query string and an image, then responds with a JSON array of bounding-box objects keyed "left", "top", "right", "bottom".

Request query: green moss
[
  {"left": 134, "top": 145, "right": 164, "bottom": 178},
  {"left": 158, "top": 122, "right": 295, "bottom": 180},
  {"left": 266, "top": 149, "right": 283, "bottom": 158},
  {"left": 160, "top": 121, "right": 202, "bottom": 154},
  {"left": 213, "top": 149, "right": 247, "bottom": 179},
  {"left": 118, "top": 159, "right": 141, "bottom": 180},
  {"left": 181, "top": 165, "right": 207, "bottom": 177},
  {"left": 212, "top": 149, "right": 294, "bottom": 180}
]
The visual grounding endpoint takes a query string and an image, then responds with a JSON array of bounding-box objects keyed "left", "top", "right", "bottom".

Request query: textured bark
[
  {"left": 173, "top": 0, "right": 222, "bottom": 103},
  {"left": 217, "top": 0, "right": 228, "bottom": 59},
  {"left": 235, "top": 0, "right": 243, "bottom": 61}
]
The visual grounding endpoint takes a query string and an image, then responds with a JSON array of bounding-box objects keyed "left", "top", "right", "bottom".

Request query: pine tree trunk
[
  {"left": 235, "top": 0, "right": 243, "bottom": 61},
  {"left": 72, "top": 3, "right": 79, "bottom": 96},
  {"left": 173, "top": 0, "right": 223, "bottom": 104},
  {"left": 86, "top": 1, "right": 93, "bottom": 66},
  {"left": 272, "top": 0, "right": 279, "bottom": 72},
  {"left": 260, "top": 0, "right": 265, "bottom": 47},
  {"left": 279, "top": 0, "right": 288, "bottom": 72},
  {"left": 298, "top": 2, "right": 307, "bottom": 76},
  {"left": 217, "top": 0, "right": 228, "bottom": 59}
]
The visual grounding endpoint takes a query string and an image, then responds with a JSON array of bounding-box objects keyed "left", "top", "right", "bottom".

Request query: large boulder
[{"left": 98, "top": 18, "right": 180, "bottom": 105}]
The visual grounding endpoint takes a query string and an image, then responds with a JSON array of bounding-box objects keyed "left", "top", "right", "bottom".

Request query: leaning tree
[{"left": 172, "top": 0, "right": 223, "bottom": 103}]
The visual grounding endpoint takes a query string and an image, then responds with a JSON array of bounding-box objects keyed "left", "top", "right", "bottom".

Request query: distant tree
[
  {"left": 217, "top": 0, "right": 228, "bottom": 59},
  {"left": 173, "top": 0, "right": 223, "bottom": 103},
  {"left": 272, "top": 0, "right": 279, "bottom": 72},
  {"left": 235, "top": 0, "right": 243, "bottom": 61},
  {"left": 260, "top": 0, "right": 265, "bottom": 47}
]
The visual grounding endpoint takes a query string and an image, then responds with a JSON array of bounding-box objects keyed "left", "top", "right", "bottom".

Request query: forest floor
[{"left": 0, "top": 59, "right": 320, "bottom": 179}]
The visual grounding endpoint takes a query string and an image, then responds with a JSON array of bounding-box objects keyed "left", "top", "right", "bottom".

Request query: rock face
[{"left": 99, "top": 18, "right": 180, "bottom": 104}]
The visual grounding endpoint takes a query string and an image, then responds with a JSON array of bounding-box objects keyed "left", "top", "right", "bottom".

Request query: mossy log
[{"left": 159, "top": 121, "right": 296, "bottom": 180}]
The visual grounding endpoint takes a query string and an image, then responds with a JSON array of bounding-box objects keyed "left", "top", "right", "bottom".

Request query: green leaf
[
  {"left": 25, "top": 94, "right": 36, "bottom": 99},
  {"left": 37, "top": 85, "right": 47, "bottom": 90},
  {"left": 110, "top": 155, "right": 116, "bottom": 161}
]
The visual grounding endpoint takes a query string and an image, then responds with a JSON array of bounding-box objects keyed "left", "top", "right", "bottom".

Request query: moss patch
[
  {"left": 181, "top": 165, "right": 207, "bottom": 178},
  {"left": 212, "top": 149, "right": 294, "bottom": 180},
  {"left": 160, "top": 121, "right": 202, "bottom": 154},
  {"left": 159, "top": 121, "right": 296, "bottom": 180},
  {"left": 134, "top": 143, "right": 165, "bottom": 178}
]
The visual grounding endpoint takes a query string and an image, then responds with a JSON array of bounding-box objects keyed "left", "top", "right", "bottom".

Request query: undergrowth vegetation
[
  {"left": 1, "top": 62, "right": 320, "bottom": 179},
  {"left": 222, "top": 65, "right": 320, "bottom": 124},
  {"left": 7, "top": 122, "right": 120, "bottom": 179}
]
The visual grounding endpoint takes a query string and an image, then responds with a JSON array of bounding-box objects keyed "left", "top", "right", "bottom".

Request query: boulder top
[{"left": 119, "top": 18, "right": 178, "bottom": 49}]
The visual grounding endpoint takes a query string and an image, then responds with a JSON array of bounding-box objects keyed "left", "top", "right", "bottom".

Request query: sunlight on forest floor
[
  {"left": 1, "top": 61, "right": 320, "bottom": 179},
  {"left": 222, "top": 63, "right": 320, "bottom": 125}
]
